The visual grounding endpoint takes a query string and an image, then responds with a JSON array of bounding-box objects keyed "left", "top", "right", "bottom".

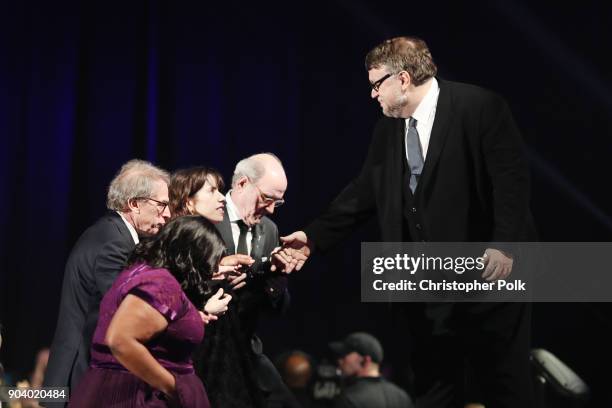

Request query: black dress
[{"left": 195, "top": 280, "right": 266, "bottom": 408}]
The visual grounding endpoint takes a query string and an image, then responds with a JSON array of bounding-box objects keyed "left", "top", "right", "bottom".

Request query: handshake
[
  {"left": 200, "top": 231, "right": 312, "bottom": 324},
  {"left": 270, "top": 230, "right": 313, "bottom": 274},
  {"left": 213, "top": 231, "right": 312, "bottom": 285}
]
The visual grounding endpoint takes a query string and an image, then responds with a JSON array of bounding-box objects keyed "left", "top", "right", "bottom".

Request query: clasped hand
[
  {"left": 199, "top": 254, "right": 254, "bottom": 324},
  {"left": 481, "top": 248, "right": 513, "bottom": 281},
  {"left": 270, "top": 231, "right": 312, "bottom": 274}
]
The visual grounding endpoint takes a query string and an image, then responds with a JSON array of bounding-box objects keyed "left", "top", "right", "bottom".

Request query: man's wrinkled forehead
[{"left": 259, "top": 169, "right": 287, "bottom": 197}]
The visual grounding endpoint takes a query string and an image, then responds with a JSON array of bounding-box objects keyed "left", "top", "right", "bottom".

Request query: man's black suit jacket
[
  {"left": 213, "top": 210, "right": 293, "bottom": 402},
  {"left": 215, "top": 209, "right": 289, "bottom": 342},
  {"left": 305, "top": 78, "right": 536, "bottom": 247},
  {"left": 44, "top": 212, "right": 135, "bottom": 390}
]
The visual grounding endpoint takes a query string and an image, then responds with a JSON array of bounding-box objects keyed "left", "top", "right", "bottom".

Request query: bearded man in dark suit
[
  {"left": 282, "top": 37, "right": 537, "bottom": 408},
  {"left": 44, "top": 159, "right": 171, "bottom": 398}
]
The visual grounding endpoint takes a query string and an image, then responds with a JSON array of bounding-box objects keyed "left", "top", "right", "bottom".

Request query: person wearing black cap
[{"left": 329, "top": 332, "right": 414, "bottom": 408}]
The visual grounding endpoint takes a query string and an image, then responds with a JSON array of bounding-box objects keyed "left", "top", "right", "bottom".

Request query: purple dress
[{"left": 68, "top": 263, "right": 210, "bottom": 407}]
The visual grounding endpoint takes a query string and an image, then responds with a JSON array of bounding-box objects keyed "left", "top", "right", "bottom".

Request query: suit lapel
[
  {"left": 377, "top": 118, "right": 406, "bottom": 242},
  {"left": 418, "top": 78, "right": 453, "bottom": 195},
  {"left": 216, "top": 209, "right": 236, "bottom": 254},
  {"left": 215, "top": 209, "right": 268, "bottom": 258},
  {"left": 108, "top": 211, "right": 135, "bottom": 245},
  {"left": 391, "top": 117, "right": 406, "bottom": 195}
]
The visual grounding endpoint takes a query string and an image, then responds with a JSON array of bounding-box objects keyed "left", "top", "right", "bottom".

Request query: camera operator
[{"left": 330, "top": 332, "right": 413, "bottom": 408}]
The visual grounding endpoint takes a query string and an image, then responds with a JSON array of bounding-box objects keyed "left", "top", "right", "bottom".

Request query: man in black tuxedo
[
  {"left": 282, "top": 37, "right": 537, "bottom": 408},
  {"left": 44, "top": 160, "right": 171, "bottom": 397},
  {"left": 217, "top": 153, "right": 298, "bottom": 407}
]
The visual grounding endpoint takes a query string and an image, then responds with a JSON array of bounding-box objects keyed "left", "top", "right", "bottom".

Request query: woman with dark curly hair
[{"left": 68, "top": 216, "right": 231, "bottom": 407}]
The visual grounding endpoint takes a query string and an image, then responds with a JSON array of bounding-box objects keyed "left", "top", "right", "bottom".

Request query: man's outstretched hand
[{"left": 270, "top": 231, "right": 313, "bottom": 274}]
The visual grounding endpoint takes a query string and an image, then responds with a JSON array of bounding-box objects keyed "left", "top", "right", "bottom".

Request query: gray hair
[
  {"left": 231, "top": 153, "right": 283, "bottom": 188},
  {"left": 106, "top": 159, "right": 170, "bottom": 211}
]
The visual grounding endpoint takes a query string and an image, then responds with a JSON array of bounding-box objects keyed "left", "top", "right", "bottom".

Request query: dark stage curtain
[{"left": 1, "top": 1, "right": 612, "bottom": 406}]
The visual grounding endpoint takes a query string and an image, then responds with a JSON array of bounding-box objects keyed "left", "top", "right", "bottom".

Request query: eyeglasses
[
  {"left": 135, "top": 197, "right": 169, "bottom": 213},
  {"left": 370, "top": 73, "right": 393, "bottom": 92},
  {"left": 251, "top": 183, "right": 285, "bottom": 208}
]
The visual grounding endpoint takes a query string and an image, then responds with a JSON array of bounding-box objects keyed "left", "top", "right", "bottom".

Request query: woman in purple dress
[{"left": 69, "top": 215, "right": 231, "bottom": 407}]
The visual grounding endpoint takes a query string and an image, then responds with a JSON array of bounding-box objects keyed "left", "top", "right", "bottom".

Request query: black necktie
[{"left": 236, "top": 220, "right": 249, "bottom": 255}]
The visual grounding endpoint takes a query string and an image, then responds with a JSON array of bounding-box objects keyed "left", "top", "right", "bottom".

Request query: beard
[{"left": 382, "top": 91, "right": 409, "bottom": 118}]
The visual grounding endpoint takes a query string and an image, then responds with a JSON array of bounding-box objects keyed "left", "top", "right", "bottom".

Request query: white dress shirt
[
  {"left": 225, "top": 191, "right": 252, "bottom": 255},
  {"left": 117, "top": 211, "right": 139, "bottom": 244}
]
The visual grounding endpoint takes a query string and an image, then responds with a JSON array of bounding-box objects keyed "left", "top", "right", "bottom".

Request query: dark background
[{"left": 1, "top": 0, "right": 611, "bottom": 406}]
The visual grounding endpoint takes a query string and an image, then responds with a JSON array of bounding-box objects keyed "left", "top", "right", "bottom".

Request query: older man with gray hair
[
  {"left": 44, "top": 159, "right": 171, "bottom": 397},
  {"left": 197, "top": 152, "right": 300, "bottom": 408}
]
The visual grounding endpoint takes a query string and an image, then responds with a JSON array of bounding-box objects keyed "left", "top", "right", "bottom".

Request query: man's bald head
[
  {"left": 230, "top": 153, "right": 287, "bottom": 226},
  {"left": 232, "top": 153, "right": 287, "bottom": 190}
]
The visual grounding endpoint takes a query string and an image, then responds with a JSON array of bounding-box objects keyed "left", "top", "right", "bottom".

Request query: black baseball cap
[{"left": 329, "top": 332, "right": 384, "bottom": 364}]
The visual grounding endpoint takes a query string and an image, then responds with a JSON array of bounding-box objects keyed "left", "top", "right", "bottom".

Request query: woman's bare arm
[{"left": 105, "top": 294, "right": 175, "bottom": 397}]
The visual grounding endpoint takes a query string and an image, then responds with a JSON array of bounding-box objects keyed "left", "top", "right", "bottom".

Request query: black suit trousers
[{"left": 405, "top": 302, "right": 533, "bottom": 408}]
